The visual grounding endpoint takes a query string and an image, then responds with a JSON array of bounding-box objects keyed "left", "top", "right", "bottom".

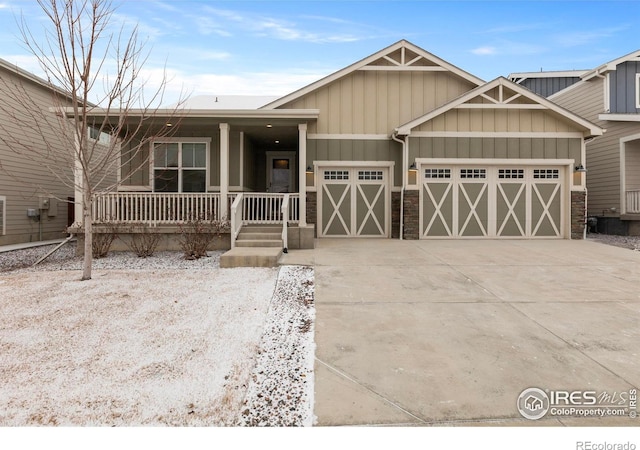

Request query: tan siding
[
  {"left": 625, "top": 141, "right": 640, "bottom": 191},
  {"left": 280, "top": 69, "right": 476, "bottom": 134},
  {"left": 0, "top": 66, "right": 75, "bottom": 244}
]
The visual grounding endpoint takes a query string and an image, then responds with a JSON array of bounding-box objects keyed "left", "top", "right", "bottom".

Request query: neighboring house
[
  {"left": 0, "top": 59, "right": 75, "bottom": 246},
  {"left": 80, "top": 40, "right": 601, "bottom": 255},
  {"left": 510, "top": 49, "right": 640, "bottom": 235}
]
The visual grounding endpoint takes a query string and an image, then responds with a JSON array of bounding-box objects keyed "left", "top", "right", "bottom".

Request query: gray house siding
[
  {"left": 609, "top": 61, "right": 640, "bottom": 114},
  {"left": 519, "top": 77, "right": 581, "bottom": 98}
]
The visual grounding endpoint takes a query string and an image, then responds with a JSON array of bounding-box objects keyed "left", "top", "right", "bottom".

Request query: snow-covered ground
[{"left": 0, "top": 244, "right": 315, "bottom": 426}]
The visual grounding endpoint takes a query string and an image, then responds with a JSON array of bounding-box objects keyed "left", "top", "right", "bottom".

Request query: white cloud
[
  {"left": 554, "top": 26, "right": 630, "bottom": 47},
  {"left": 471, "top": 46, "right": 497, "bottom": 56}
]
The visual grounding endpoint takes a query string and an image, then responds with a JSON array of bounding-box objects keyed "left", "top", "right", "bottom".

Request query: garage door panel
[
  {"left": 531, "top": 182, "right": 562, "bottom": 237},
  {"left": 497, "top": 183, "right": 527, "bottom": 237},
  {"left": 422, "top": 182, "right": 454, "bottom": 237},
  {"left": 458, "top": 183, "right": 488, "bottom": 237},
  {"left": 356, "top": 184, "right": 385, "bottom": 236},
  {"left": 322, "top": 183, "right": 351, "bottom": 236}
]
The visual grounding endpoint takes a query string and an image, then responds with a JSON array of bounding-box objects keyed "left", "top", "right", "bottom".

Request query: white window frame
[
  {"left": 88, "top": 125, "right": 112, "bottom": 146},
  {"left": 150, "top": 138, "right": 211, "bottom": 193},
  {"left": 0, "top": 195, "right": 5, "bottom": 235},
  {"left": 636, "top": 73, "right": 640, "bottom": 109}
]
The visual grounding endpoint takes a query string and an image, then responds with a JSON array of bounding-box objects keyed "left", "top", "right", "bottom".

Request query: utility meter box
[
  {"left": 38, "top": 196, "right": 49, "bottom": 210},
  {"left": 27, "top": 208, "right": 39, "bottom": 218}
]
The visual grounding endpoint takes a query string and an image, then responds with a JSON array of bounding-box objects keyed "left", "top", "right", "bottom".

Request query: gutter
[{"left": 391, "top": 130, "right": 407, "bottom": 241}]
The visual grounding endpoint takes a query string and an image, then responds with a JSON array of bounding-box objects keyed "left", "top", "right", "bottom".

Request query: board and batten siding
[
  {"left": 280, "top": 70, "right": 477, "bottom": 135},
  {"left": 519, "top": 77, "right": 581, "bottom": 98},
  {"left": 414, "top": 108, "right": 581, "bottom": 134},
  {"left": 307, "top": 139, "right": 402, "bottom": 187},
  {"left": 0, "top": 65, "right": 75, "bottom": 245},
  {"left": 610, "top": 61, "right": 640, "bottom": 114},
  {"left": 409, "top": 137, "right": 582, "bottom": 163}
]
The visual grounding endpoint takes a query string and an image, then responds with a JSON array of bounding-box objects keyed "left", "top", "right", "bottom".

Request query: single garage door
[
  {"left": 420, "top": 165, "right": 566, "bottom": 238},
  {"left": 319, "top": 167, "right": 389, "bottom": 237}
]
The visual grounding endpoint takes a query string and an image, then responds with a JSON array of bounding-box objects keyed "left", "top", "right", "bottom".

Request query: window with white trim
[
  {"left": 460, "top": 168, "right": 486, "bottom": 179},
  {"left": 424, "top": 168, "right": 451, "bottom": 179},
  {"left": 324, "top": 170, "right": 349, "bottom": 180},
  {"left": 153, "top": 142, "right": 207, "bottom": 192},
  {"left": 498, "top": 169, "right": 524, "bottom": 179},
  {"left": 533, "top": 169, "right": 559, "bottom": 179},
  {"left": 636, "top": 73, "right": 640, "bottom": 109},
  {"left": 88, "top": 126, "right": 112, "bottom": 145},
  {"left": 0, "top": 196, "right": 5, "bottom": 235},
  {"left": 358, "top": 170, "right": 383, "bottom": 181}
]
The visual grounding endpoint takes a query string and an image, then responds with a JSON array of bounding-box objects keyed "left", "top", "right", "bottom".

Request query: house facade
[
  {"left": 83, "top": 40, "right": 602, "bottom": 250},
  {"left": 511, "top": 49, "right": 640, "bottom": 235},
  {"left": 0, "top": 59, "right": 75, "bottom": 246}
]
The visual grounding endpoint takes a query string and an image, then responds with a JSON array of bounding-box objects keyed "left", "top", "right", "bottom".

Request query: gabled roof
[
  {"left": 395, "top": 76, "right": 603, "bottom": 138},
  {"left": 261, "top": 40, "right": 484, "bottom": 110},
  {"left": 582, "top": 48, "right": 640, "bottom": 81},
  {"left": 0, "top": 57, "right": 74, "bottom": 102}
]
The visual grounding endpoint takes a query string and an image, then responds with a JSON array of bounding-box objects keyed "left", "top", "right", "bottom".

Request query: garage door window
[
  {"left": 358, "top": 170, "right": 383, "bottom": 180},
  {"left": 424, "top": 168, "right": 451, "bottom": 179},
  {"left": 324, "top": 170, "right": 349, "bottom": 180},
  {"left": 460, "top": 168, "right": 486, "bottom": 179},
  {"left": 533, "top": 169, "right": 559, "bottom": 179},
  {"left": 498, "top": 169, "right": 524, "bottom": 179}
]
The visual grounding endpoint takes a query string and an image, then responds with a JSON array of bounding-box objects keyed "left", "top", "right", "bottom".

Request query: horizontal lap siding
[
  {"left": 0, "top": 67, "right": 74, "bottom": 244},
  {"left": 307, "top": 139, "right": 402, "bottom": 187},
  {"left": 553, "top": 77, "right": 640, "bottom": 214}
]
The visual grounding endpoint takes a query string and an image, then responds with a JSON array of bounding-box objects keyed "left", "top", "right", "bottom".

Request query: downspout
[{"left": 391, "top": 130, "right": 407, "bottom": 240}]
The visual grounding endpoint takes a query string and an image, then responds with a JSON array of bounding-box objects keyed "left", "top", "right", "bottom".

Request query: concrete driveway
[{"left": 282, "top": 239, "right": 640, "bottom": 426}]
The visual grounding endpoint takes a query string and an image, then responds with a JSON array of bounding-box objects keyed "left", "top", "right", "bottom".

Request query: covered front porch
[
  {"left": 75, "top": 107, "right": 319, "bottom": 258},
  {"left": 622, "top": 134, "right": 640, "bottom": 215}
]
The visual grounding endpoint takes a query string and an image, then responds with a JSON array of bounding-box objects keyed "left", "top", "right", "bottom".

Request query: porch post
[
  {"left": 298, "top": 123, "right": 307, "bottom": 227},
  {"left": 220, "top": 123, "right": 230, "bottom": 220}
]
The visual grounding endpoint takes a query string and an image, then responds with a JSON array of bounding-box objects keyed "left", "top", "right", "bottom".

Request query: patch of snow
[{"left": 0, "top": 251, "right": 316, "bottom": 426}]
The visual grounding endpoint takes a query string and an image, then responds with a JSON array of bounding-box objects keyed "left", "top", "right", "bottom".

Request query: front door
[{"left": 267, "top": 152, "right": 296, "bottom": 193}]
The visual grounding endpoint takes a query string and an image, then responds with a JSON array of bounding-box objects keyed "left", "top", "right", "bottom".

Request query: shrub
[
  {"left": 92, "top": 231, "right": 116, "bottom": 258},
  {"left": 178, "top": 216, "right": 229, "bottom": 260},
  {"left": 127, "top": 231, "right": 161, "bottom": 258}
]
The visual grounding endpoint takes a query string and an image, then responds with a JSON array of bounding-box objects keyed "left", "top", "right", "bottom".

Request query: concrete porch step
[
  {"left": 219, "top": 247, "right": 283, "bottom": 268},
  {"left": 240, "top": 225, "right": 282, "bottom": 233},
  {"left": 235, "top": 239, "right": 283, "bottom": 248},
  {"left": 237, "top": 232, "right": 282, "bottom": 241}
]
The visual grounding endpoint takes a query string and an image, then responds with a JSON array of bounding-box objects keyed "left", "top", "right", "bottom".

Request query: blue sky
[{"left": 0, "top": 0, "right": 639, "bottom": 104}]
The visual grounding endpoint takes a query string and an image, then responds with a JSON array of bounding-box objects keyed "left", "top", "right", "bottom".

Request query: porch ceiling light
[
  {"left": 275, "top": 140, "right": 280, "bottom": 144},
  {"left": 575, "top": 164, "right": 587, "bottom": 173},
  {"left": 266, "top": 124, "right": 272, "bottom": 128},
  {"left": 165, "top": 122, "right": 172, "bottom": 127}
]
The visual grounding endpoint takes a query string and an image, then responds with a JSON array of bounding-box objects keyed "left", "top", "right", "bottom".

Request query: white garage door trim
[
  {"left": 317, "top": 161, "right": 393, "bottom": 238},
  {"left": 417, "top": 159, "right": 572, "bottom": 239}
]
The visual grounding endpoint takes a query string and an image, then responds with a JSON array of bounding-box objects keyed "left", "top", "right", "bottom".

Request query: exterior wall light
[{"left": 575, "top": 164, "right": 587, "bottom": 173}]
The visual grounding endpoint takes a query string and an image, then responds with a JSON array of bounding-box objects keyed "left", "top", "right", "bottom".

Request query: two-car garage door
[{"left": 421, "top": 165, "right": 567, "bottom": 238}]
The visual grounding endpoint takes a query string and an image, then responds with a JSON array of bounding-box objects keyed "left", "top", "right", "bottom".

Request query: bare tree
[{"left": 0, "top": 0, "right": 185, "bottom": 280}]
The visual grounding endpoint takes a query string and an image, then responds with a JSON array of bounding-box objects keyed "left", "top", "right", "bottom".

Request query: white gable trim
[
  {"left": 261, "top": 40, "right": 484, "bottom": 110},
  {"left": 582, "top": 49, "right": 640, "bottom": 81},
  {"left": 396, "top": 77, "right": 603, "bottom": 138}
]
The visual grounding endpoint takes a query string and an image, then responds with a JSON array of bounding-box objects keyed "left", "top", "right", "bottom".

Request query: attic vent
[{"left": 0, "top": 196, "right": 5, "bottom": 236}]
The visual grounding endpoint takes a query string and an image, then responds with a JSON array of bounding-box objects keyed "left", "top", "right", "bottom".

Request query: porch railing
[
  {"left": 92, "top": 192, "right": 222, "bottom": 225},
  {"left": 626, "top": 190, "right": 640, "bottom": 213},
  {"left": 91, "top": 192, "right": 300, "bottom": 228}
]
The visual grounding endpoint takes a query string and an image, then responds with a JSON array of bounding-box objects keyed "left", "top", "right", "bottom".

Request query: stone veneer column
[
  {"left": 306, "top": 191, "right": 317, "bottom": 237},
  {"left": 571, "top": 191, "right": 587, "bottom": 239},
  {"left": 402, "top": 190, "right": 420, "bottom": 239}
]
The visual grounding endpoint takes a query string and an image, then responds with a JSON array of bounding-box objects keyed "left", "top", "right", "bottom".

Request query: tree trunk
[{"left": 81, "top": 186, "right": 92, "bottom": 280}]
